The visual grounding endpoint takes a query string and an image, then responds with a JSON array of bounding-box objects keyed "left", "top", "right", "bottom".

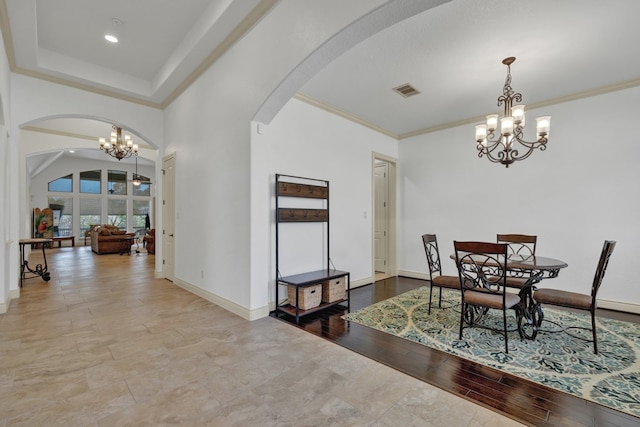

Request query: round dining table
[{"left": 450, "top": 252, "right": 568, "bottom": 339}]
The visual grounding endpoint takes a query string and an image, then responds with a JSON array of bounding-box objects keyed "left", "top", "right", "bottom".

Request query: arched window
[{"left": 48, "top": 174, "right": 72, "bottom": 192}]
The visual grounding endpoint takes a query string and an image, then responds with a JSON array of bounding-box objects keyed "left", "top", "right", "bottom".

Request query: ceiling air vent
[{"left": 393, "top": 83, "right": 420, "bottom": 98}]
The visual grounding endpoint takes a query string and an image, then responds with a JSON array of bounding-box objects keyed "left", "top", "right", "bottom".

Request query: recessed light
[
  {"left": 69, "top": 150, "right": 75, "bottom": 153},
  {"left": 105, "top": 34, "right": 118, "bottom": 43}
]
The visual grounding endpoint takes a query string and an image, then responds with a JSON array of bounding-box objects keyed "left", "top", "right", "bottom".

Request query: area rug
[{"left": 343, "top": 287, "right": 640, "bottom": 418}]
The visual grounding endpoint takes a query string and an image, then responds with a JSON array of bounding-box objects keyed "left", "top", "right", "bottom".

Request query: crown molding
[
  {"left": 294, "top": 93, "right": 398, "bottom": 139},
  {"left": 160, "top": 0, "right": 279, "bottom": 109},
  {"left": 0, "top": 0, "right": 278, "bottom": 111},
  {"left": 297, "top": 77, "right": 640, "bottom": 141},
  {"left": 0, "top": 0, "right": 15, "bottom": 69}
]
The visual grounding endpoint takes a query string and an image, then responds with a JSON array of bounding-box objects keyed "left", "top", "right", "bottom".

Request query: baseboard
[
  {"left": 173, "top": 278, "right": 269, "bottom": 321},
  {"left": 0, "top": 289, "right": 21, "bottom": 314},
  {"left": 399, "top": 270, "right": 640, "bottom": 315},
  {"left": 350, "top": 277, "right": 372, "bottom": 289},
  {"left": 397, "top": 270, "right": 430, "bottom": 281},
  {"left": 598, "top": 299, "right": 640, "bottom": 315}
]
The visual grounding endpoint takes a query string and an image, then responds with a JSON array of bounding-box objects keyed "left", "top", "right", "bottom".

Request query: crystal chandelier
[
  {"left": 99, "top": 126, "right": 138, "bottom": 160},
  {"left": 475, "top": 57, "right": 551, "bottom": 168}
]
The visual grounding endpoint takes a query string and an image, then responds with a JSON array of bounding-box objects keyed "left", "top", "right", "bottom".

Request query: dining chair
[
  {"left": 533, "top": 240, "right": 616, "bottom": 354},
  {"left": 497, "top": 234, "right": 537, "bottom": 257},
  {"left": 422, "top": 234, "right": 459, "bottom": 314},
  {"left": 497, "top": 234, "right": 538, "bottom": 289},
  {"left": 454, "top": 241, "right": 521, "bottom": 353}
]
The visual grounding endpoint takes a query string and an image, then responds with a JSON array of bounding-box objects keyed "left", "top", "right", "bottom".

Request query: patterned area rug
[{"left": 343, "top": 287, "right": 640, "bottom": 418}]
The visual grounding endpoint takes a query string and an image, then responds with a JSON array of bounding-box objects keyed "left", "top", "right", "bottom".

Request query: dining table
[{"left": 450, "top": 252, "right": 568, "bottom": 340}]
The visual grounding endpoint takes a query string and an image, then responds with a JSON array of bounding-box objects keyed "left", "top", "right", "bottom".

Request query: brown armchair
[{"left": 143, "top": 229, "right": 155, "bottom": 254}]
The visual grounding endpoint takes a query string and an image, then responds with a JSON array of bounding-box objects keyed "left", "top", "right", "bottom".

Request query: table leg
[
  {"left": 19, "top": 243, "right": 51, "bottom": 287},
  {"left": 516, "top": 286, "right": 540, "bottom": 340}
]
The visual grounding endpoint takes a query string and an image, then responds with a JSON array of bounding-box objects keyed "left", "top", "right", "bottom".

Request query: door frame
[
  {"left": 161, "top": 153, "right": 176, "bottom": 282},
  {"left": 371, "top": 152, "right": 397, "bottom": 281}
]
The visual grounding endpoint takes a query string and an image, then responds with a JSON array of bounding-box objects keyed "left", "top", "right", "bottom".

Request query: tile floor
[{"left": 0, "top": 246, "right": 523, "bottom": 426}]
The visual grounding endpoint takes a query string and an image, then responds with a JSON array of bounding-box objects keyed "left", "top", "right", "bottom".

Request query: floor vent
[{"left": 392, "top": 83, "right": 420, "bottom": 98}]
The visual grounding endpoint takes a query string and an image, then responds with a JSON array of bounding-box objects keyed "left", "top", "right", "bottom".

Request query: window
[
  {"left": 80, "top": 198, "right": 101, "bottom": 236},
  {"left": 48, "top": 197, "right": 73, "bottom": 236},
  {"left": 48, "top": 174, "right": 73, "bottom": 192},
  {"left": 132, "top": 177, "right": 151, "bottom": 197},
  {"left": 108, "top": 170, "right": 127, "bottom": 195},
  {"left": 80, "top": 170, "right": 101, "bottom": 193},
  {"left": 108, "top": 199, "right": 127, "bottom": 229},
  {"left": 132, "top": 200, "right": 150, "bottom": 235}
]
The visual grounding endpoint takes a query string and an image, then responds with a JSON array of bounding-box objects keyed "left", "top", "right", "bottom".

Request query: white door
[
  {"left": 162, "top": 154, "right": 176, "bottom": 282},
  {"left": 374, "top": 161, "right": 389, "bottom": 273}
]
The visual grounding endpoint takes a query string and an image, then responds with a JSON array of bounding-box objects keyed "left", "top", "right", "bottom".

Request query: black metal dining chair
[
  {"left": 497, "top": 234, "right": 537, "bottom": 258},
  {"left": 533, "top": 240, "right": 616, "bottom": 354},
  {"left": 497, "top": 234, "right": 538, "bottom": 289},
  {"left": 422, "top": 234, "right": 459, "bottom": 314},
  {"left": 454, "top": 241, "right": 521, "bottom": 354}
]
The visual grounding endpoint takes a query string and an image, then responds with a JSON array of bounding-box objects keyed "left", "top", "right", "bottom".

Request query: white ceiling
[{"left": 3, "top": 0, "right": 640, "bottom": 158}]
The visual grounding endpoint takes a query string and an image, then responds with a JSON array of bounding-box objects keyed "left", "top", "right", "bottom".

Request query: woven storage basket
[
  {"left": 288, "top": 284, "right": 322, "bottom": 310},
  {"left": 322, "top": 277, "right": 345, "bottom": 303}
]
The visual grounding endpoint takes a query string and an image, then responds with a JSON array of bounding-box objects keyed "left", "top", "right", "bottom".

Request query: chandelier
[
  {"left": 475, "top": 57, "right": 551, "bottom": 168},
  {"left": 99, "top": 126, "right": 138, "bottom": 160}
]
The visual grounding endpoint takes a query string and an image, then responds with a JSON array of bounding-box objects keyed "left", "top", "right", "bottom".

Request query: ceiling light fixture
[
  {"left": 132, "top": 157, "right": 141, "bottom": 186},
  {"left": 130, "top": 156, "right": 151, "bottom": 186},
  {"left": 475, "top": 57, "right": 551, "bottom": 168},
  {"left": 99, "top": 125, "right": 138, "bottom": 160},
  {"left": 105, "top": 34, "right": 118, "bottom": 43}
]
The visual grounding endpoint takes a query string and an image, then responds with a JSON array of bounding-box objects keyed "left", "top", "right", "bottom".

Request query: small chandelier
[
  {"left": 475, "top": 57, "right": 551, "bottom": 168},
  {"left": 99, "top": 126, "right": 138, "bottom": 160}
]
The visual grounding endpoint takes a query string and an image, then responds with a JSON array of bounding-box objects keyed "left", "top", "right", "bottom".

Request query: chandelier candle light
[
  {"left": 475, "top": 57, "right": 551, "bottom": 167},
  {"left": 99, "top": 126, "right": 138, "bottom": 160}
]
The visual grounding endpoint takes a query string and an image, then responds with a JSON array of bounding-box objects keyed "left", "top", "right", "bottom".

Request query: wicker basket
[
  {"left": 288, "top": 284, "right": 322, "bottom": 310},
  {"left": 322, "top": 277, "right": 346, "bottom": 303}
]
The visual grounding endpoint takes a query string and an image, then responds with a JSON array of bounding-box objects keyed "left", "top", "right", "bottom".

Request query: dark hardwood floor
[{"left": 273, "top": 276, "right": 640, "bottom": 427}]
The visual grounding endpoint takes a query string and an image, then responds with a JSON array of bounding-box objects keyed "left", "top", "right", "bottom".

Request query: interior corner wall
[
  {"left": 398, "top": 85, "right": 640, "bottom": 309},
  {"left": 0, "top": 26, "right": 13, "bottom": 311},
  {"left": 251, "top": 97, "right": 398, "bottom": 309},
  {"left": 162, "top": 0, "right": 406, "bottom": 318}
]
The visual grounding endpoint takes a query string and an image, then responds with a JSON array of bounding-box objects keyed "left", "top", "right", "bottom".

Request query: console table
[
  {"left": 51, "top": 236, "right": 75, "bottom": 247},
  {"left": 19, "top": 238, "right": 52, "bottom": 287}
]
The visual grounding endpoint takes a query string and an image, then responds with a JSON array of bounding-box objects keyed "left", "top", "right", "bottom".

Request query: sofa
[
  {"left": 143, "top": 229, "right": 155, "bottom": 254},
  {"left": 91, "top": 224, "right": 135, "bottom": 254}
]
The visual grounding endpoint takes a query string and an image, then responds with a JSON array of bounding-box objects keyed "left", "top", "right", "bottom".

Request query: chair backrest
[
  {"left": 591, "top": 240, "right": 616, "bottom": 302},
  {"left": 422, "top": 234, "right": 443, "bottom": 279},
  {"left": 497, "top": 234, "right": 537, "bottom": 258},
  {"left": 454, "top": 241, "right": 508, "bottom": 292}
]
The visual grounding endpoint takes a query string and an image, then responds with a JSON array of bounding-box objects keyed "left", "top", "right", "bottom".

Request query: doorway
[{"left": 373, "top": 155, "right": 396, "bottom": 282}]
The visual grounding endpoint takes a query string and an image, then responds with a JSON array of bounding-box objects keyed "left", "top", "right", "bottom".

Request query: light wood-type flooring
[{"left": 1, "top": 246, "right": 522, "bottom": 426}]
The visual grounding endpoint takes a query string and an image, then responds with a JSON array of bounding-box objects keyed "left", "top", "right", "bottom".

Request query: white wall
[
  {"left": 163, "top": 0, "right": 400, "bottom": 319},
  {"left": 398, "top": 86, "right": 640, "bottom": 311},
  {"left": 0, "top": 25, "right": 12, "bottom": 312},
  {"left": 252, "top": 98, "right": 398, "bottom": 309}
]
